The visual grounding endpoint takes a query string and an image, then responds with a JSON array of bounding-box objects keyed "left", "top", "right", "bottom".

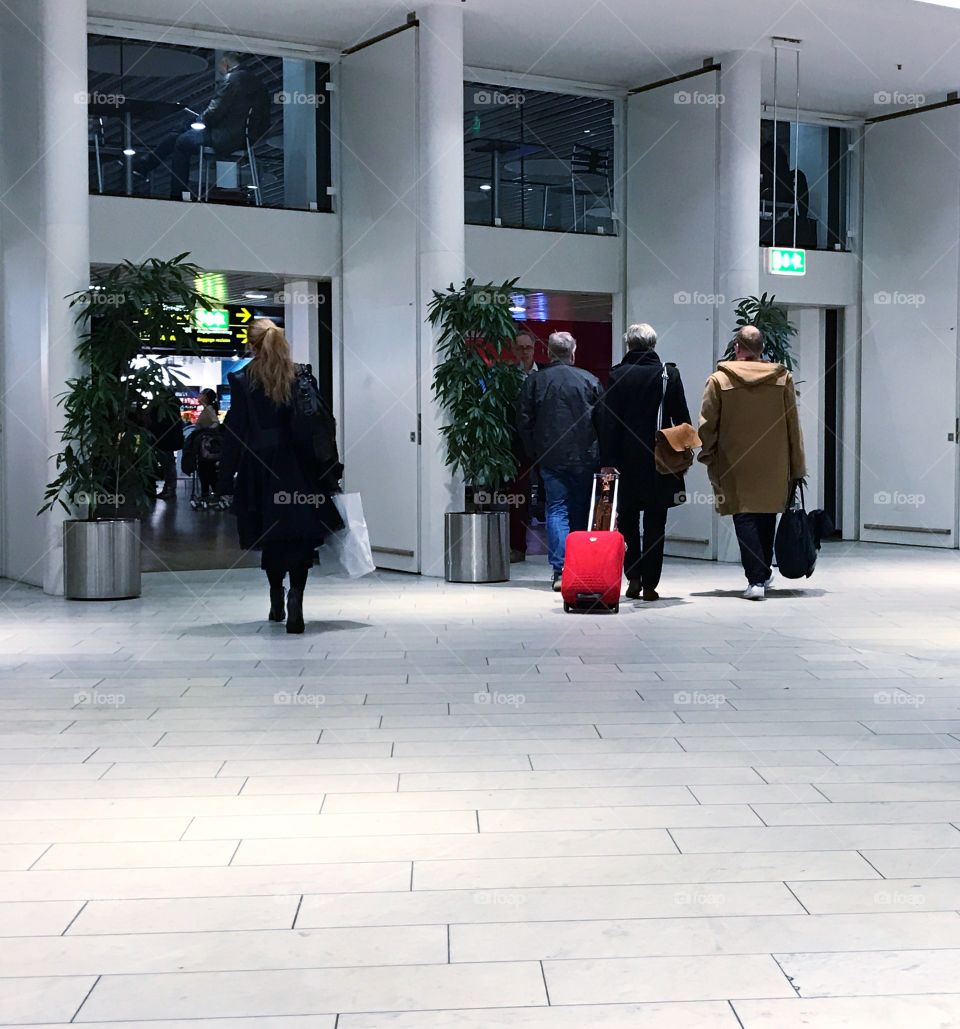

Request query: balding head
[{"left": 734, "top": 325, "right": 764, "bottom": 359}]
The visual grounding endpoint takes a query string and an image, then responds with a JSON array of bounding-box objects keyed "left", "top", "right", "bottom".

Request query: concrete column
[
  {"left": 716, "top": 50, "right": 763, "bottom": 563},
  {"left": 283, "top": 279, "right": 320, "bottom": 368},
  {"left": 416, "top": 2, "right": 466, "bottom": 577},
  {"left": 0, "top": 0, "right": 89, "bottom": 592}
]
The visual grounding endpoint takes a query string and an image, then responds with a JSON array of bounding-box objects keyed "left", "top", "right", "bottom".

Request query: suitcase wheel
[
  {"left": 612, "top": 603, "right": 619, "bottom": 614},
  {"left": 563, "top": 602, "right": 572, "bottom": 613}
]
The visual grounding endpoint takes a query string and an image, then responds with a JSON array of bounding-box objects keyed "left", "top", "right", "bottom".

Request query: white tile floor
[{"left": 1, "top": 541, "right": 960, "bottom": 1026}]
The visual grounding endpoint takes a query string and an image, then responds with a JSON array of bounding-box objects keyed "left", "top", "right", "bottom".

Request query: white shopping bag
[{"left": 324, "top": 493, "right": 376, "bottom": 578}]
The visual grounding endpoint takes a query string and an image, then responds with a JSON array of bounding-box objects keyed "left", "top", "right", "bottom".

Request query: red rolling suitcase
[{"left": 561, "top": 472, "right": 625, "bottom": 614}]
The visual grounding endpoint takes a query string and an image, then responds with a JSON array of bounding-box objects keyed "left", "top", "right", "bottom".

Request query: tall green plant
[
  {"left": 428, "top": 278, "right": 525, "bottom": 494},
  {"left": 41, "top": 253, "right": 215, "bottom": 520},
  {"left": 724, "top": 293, "right": 798, "bottom": 370}
]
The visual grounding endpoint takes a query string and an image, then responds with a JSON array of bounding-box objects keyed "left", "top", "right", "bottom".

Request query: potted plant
[
  {"left": 428, "top": 278, "right": 525, "bottom": 583},
  {"left": 41, "top": 253, "right": 213, "bottom": 599},
  {"left": 724, "top": 293, "right": 798, "bottom": 368}
]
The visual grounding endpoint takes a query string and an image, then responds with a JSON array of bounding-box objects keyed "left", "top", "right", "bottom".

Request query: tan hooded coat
[{"left": 697, "top": 361, "right": 806, "bottom": 515}]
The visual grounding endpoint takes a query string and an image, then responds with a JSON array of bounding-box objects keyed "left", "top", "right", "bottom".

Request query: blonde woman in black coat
[{"left": 218, "top": 319, "right": 343, "bottom": 633}]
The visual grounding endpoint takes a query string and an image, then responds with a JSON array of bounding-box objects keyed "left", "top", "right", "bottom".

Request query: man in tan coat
[{"left": 698, "top": 325, "right": 806, "bottom": 600}]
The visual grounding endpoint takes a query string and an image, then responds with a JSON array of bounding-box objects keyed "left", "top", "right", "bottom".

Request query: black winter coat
[
  {"left": 518, "top": 361, "right": 602, "bottom": 471},
  {"left": 202, "top": 68, "right": 270, "bottom": 154},
  {"left": 594, "top": 349, "right": 692, "bottom": 511},
  {"left": 217, "top": 368, "right": 343, "bottom": 551}
]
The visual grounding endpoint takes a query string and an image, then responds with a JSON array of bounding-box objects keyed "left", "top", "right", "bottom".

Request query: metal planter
[
  {"left": 63, "top": 519, "right": 141, "bottom": 600},
  {"left": 444, "top": 511, "right": 510, "bottom": 583}
]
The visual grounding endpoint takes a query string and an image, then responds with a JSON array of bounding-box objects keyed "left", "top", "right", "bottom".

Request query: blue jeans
[{"left": 541, "top": 465, "right": 595, "bottom": 573}]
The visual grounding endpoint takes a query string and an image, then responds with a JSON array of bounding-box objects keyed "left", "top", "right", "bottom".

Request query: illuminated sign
[{"left": 769, "top": 247, "right": 806, "bottom": 276}]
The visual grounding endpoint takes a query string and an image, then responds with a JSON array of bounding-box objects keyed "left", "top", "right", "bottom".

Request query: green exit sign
[
  {"left": 195, "top": 308, "right": 230, "bottom": 332},
  {"left": 769, "top": 247, "right": 806, "bottom": 276}
]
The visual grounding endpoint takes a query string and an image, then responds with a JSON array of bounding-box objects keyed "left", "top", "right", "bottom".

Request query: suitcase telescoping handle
[{"left": 587, "top": 471, "right": 620, "bottom": 532}]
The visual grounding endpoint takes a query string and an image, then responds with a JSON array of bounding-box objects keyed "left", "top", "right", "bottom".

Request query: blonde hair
[{"left": 245, "top": 318, "right": 295, "bottom": 405}]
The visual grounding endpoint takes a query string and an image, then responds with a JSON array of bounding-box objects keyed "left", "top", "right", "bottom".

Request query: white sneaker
[
  {"left": 764, "top": 573, "right": 775, "bottom": 589},
  {"left": 744, "top": 584, "right": 766, "bottom": 601}
]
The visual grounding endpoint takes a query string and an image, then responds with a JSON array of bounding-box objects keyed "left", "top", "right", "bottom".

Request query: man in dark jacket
[
  {"left": 148, "top": 389, "right": 186, "bottom": 501},
  {"left": 518, "top": 331, "right": 601, "bottom": 590},
  {"left": 595, "top": 323, "right": 691, "bottom": 601},
  {"left": 136, "top": 52, "right": 269, "bottom": 199}
]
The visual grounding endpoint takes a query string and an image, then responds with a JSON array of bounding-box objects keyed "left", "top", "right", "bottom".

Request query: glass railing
[
  {"left": 86, "top": 35, "right": 331, "bottom": 211},
  {"left": 760, "top": 119, "right": 850, "bottom": 251},
  {"left": 465, "top": 82, "right": 616, "bottom": 235}
]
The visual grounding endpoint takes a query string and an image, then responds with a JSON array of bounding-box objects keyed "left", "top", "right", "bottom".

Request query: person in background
[
  {"left": 507, "top": 330, "right": 540, "bottom": 563},
  {"left": 135, "top": 52, "right": 269, "bottom": 199},
  {"left": 149, "top": 388, "right": 185, "bottom": 501},
  {"left": 195, "top": 388, "right": 221, "bottom": 498},
  {"left": 518, "top": 331, "right": 601, "bottom": 591},
  {"left": 195, "top": 388, "right": 220, "bottom": 428},
  {"left": 218, "top": 319, "right": 343, "bottom": 633},
  {"left": 595, "top": 323, "right": 691, "bottom": 602},
  {"left": 698, "top": 325, "right": 806, "bottom": 600}
]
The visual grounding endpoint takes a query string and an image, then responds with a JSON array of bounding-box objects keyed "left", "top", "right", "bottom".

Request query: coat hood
[{"left": 716, "top": 360, "right": 788, "bottom": 388}]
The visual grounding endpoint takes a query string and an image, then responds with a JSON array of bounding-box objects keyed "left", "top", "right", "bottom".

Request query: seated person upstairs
[{"left": 137, "top": 52, "right": 270, "bottom": 200}]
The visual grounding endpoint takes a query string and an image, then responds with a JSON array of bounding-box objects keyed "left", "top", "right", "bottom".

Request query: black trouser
[
  {"left": 261, "top": 541, "right": 313, "bottom": 592},
  {"left": 733, "top": 513, "right": 777, "bottom": 585},
  {"left": 138, "top": 127, "right": 206, "bottom": 198},
  {"left": 621, "top": 504, "right": 668, "bottom": 589},
  {"left": 198, "top": 459, "right": 218, "bottom": 495}
]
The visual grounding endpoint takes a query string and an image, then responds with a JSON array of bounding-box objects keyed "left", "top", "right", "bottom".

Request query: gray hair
[
  {"left": 624, "top": 323, "right": 657, "bottom": 352},
  {"left": 547, "top": 331, "right": 576, "bottom": 362},
  {"left": 221, "top": 51, "right": 242, "bottom": 69}
]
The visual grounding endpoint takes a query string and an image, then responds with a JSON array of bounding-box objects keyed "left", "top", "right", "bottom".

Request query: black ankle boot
[
  {"left": 268, "top": 587, "right": 286, "bottom": 622},
  {"left": 286, "top": 588, "right": 304, "bottom": 634}
]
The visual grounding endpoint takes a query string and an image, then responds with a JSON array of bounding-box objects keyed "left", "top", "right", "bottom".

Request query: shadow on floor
[
  {"left": 180, "top": 618, "right": 374, "bottom": 637},
  {"left": 691, "top": 587, "right": 827, "bottom": 600}
]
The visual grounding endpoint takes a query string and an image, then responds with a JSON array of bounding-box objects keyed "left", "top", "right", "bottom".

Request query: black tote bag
[{"left": 775, "top": 480, "right": 818, "bottom": 579}]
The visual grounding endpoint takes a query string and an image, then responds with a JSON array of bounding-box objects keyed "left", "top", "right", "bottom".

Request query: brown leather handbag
[{"left": 654, "top": 366, "right": 701, "bottom": 475}]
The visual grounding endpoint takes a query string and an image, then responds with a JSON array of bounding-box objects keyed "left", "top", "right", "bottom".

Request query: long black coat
[
  {"left": 217, "top": 368, "right": 343, "bottom": 550},
  {"left": 594, "top": 349, "right": 691, "bottom": 511}
]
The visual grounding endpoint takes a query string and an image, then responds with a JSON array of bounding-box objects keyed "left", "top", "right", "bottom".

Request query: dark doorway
[{"left": 823, "top": 308, "right": 842, "bottom": 536}]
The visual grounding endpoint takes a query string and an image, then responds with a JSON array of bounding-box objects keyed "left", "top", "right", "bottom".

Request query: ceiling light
[
  {"left": 122, "top": 147, "right": 136, "bottom": 156},
  {"left": 479, "top": 183, "right": 491, "bottom": 191},
  {"left": 244, "top": 290, "right": 269, "bottom": 301}
]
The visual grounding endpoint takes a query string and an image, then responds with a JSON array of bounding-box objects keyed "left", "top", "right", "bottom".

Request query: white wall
[
  {"left": 466, "top": 225, "right": 619, "bottom": 295},
  {"left": 90, "top": 196, "right": 339, "bottom": 280},
  {"left": 625, "top": 75, "right": 720, "bottom": 559},
  {"left": 859, "top": 107, "right": 960, "bottom": 548},
  {"left": 759, "top": 249, "right": 858, "bottom": 307}
]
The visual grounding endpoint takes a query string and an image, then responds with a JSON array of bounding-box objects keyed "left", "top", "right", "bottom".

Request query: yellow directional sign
[
  {"left": 238, "top": 307, "right": 252, "bottom": 324},
  {"left": 236, "top": 328, "right": 248, "bottom": 346}
]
